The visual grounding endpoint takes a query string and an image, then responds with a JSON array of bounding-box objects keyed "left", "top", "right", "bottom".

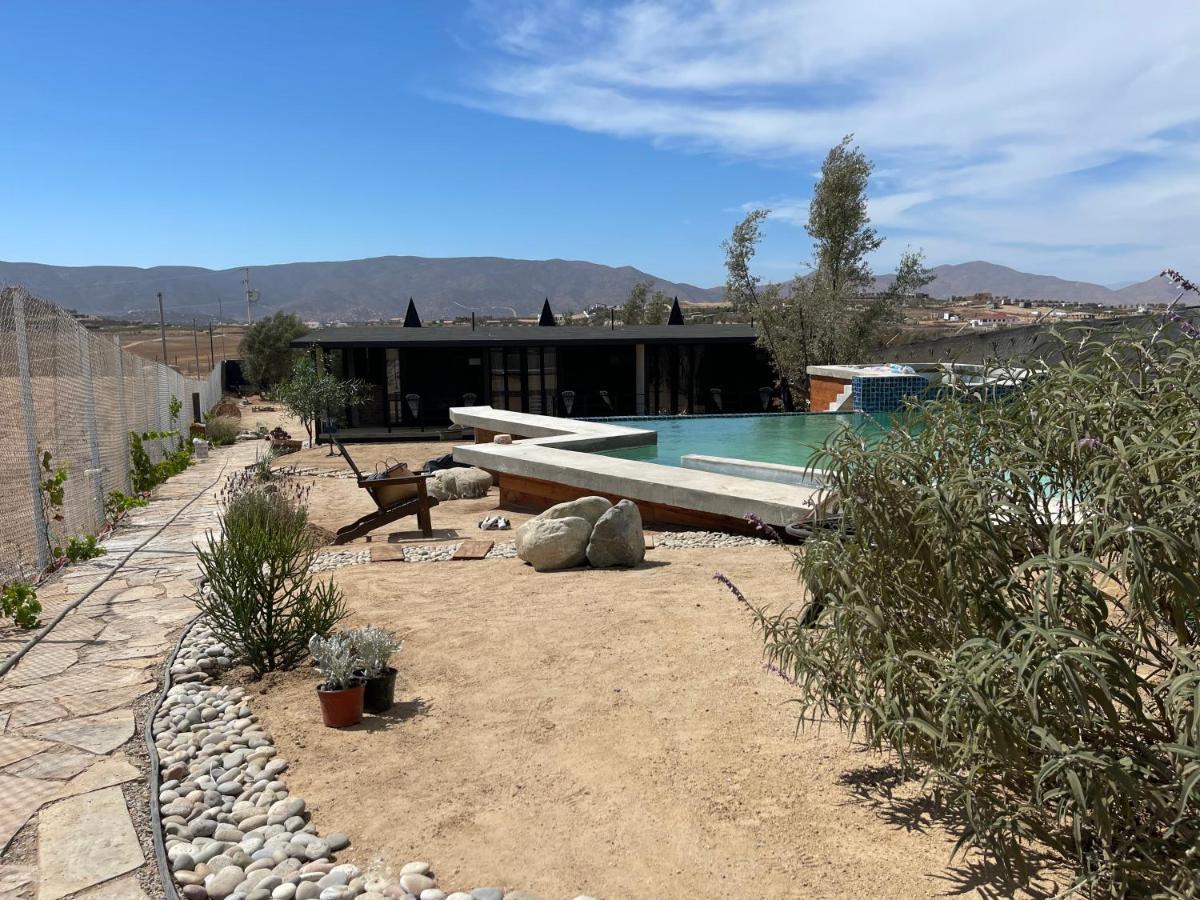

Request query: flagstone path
[{"left": 0, "top": 438, "right": 262, "bottom": 900}]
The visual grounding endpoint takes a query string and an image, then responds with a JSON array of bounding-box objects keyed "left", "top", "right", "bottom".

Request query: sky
[{"left": 1, "top": 0, "right": 1198, "bottom": 287}]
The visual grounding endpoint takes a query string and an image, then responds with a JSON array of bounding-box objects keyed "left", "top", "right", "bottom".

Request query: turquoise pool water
[{"left": 595, "top": 413, "right": 890, "bottom": 468}]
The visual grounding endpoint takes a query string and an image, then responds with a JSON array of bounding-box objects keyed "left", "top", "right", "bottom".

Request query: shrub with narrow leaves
[
  {"left": 196, "top": 477, "right": 346, "bottom": 676},
  {"left": 753, "top": 318, "right": 1200, "bottom": 896}
]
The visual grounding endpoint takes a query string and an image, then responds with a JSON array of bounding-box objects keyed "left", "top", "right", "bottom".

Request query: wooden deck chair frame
[{"left": 332, "top": 438, "right": 438, "bottom": 543}]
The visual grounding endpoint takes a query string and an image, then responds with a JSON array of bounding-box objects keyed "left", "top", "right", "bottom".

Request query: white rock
[
  {"left": 586, "top": 499, "right": 645, "bottom": 568},
  {"left": 515, "top": 516, "right": 592, "bottom": 571},
  {"left": 536, "top": 495, "right": 612, "bottom": 527}
]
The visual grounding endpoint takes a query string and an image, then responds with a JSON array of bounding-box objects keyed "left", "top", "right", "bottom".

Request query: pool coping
[{"left": 448, "top": 406, "right": 826, "bottom": 526}]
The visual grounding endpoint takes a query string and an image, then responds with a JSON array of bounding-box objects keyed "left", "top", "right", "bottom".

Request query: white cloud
[{"left": 463, "top": 0, "right": 1200, "bottom": 281}]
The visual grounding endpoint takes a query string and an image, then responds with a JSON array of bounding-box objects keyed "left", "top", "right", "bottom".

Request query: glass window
[
  {"left": 489, "top": 348, "right": 505, "bottom": 406},
  {"left": 505, "top": 348, "right": 523, "bottom": 411},
  {"left": 527, "top": 348, "right": 543, "bottom": 413}
]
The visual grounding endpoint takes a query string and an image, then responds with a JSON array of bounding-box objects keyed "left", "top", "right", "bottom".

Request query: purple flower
[
  {"left": 713, "top": 571, "right": 751, "bottom": 608},
  {"left": 744, "top": 512, "right": 783, "bottom": 542}
]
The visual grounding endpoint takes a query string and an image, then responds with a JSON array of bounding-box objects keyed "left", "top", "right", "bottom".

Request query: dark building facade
[{"left": 292, "top": 322, "right": 774, "bottom": 433}]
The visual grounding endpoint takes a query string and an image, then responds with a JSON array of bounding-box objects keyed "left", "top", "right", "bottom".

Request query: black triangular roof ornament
[
  {"left": 539, "top": 298, "right": 556, "bottom": 326},
  {"left": 667, "top": 296, "right": 684, "bottom": 325},
  {"left": 403, "top": 297, "right": 422, "bottom": 327}
]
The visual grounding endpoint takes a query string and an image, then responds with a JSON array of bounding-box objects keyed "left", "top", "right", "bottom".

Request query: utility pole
[
  {"left": 192, "top": 319, "right": 200, "bottom": 375},
  {"left": 208, "top": 321, "right": 216, "bottom": 368},
  {"left": 243, "top": 268, "right": 258, "bottom": 324},
  {"left": 157, "top": 292, "right": 168, "bottom": 365}
]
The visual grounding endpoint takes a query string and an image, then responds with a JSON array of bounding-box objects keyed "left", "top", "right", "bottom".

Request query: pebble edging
[{"left": 154, "top": 620, "right": 597, "bottom": 900}]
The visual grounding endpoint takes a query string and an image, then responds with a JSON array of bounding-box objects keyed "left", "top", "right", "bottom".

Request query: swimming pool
[{"left": 592, "top": 412, "right": 890, "bottom": 468}]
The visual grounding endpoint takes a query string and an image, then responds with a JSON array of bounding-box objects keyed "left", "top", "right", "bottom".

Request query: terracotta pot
[
  {"left": 363, "top": 667, "right": 398, "bottom": 713},
  {"left": 316, "top": 682, "right": 364, "bottom": 728}
]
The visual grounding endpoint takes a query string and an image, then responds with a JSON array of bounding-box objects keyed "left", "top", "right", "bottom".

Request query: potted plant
[
  {"left": 309, "top": 633, "right": 364, "bottom": 727},
  {"left": 349, "top": 626, "right": 402, "bottom": 713}
]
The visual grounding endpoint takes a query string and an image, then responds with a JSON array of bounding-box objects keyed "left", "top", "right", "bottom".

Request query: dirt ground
[
  {"left": 94, "top": 324, "right": 246, "bottom": 376},
  {"left": 239, "top": 438, "right": 1047, "bottom": 899}
]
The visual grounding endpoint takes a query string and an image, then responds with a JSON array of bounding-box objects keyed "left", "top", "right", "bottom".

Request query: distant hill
[
  {"left": 0, "top": 256, "right": 723, "bottom": 323},
  {"left": 876, "top": 261, "right": 1177, "bottom": 306},
  {"left": 0, "top": 255, "right": 1180, "bottom": 323}
]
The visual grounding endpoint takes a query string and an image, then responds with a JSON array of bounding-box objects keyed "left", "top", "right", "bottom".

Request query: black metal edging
[{"left": 143, "top": 613, "right": 202, "bottom": 900}]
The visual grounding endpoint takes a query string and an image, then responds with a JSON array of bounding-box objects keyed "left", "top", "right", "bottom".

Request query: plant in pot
[
  {"left": 348, "top": 626, "right": 402, "bottom": 713},
  {"left": 309, "top": 633, "right": 364, "bottom": 728}
]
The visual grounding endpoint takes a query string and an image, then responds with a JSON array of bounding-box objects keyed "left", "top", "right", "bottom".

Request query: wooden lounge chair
[{"left": 332, "top": 439, "right": 438, "bottom": 543}]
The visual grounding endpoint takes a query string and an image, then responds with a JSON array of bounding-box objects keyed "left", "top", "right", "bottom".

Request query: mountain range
[{"left": 0, "top": 256, "right": 1179, "bottom": 323}]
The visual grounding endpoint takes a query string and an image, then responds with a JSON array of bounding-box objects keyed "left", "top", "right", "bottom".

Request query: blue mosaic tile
[{"left": 852, "top": 374, "right": 931, "bottom": 413}]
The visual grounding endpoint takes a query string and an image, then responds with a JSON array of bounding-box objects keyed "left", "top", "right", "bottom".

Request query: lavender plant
[{"left": 748, "top": 292, "right": 1200, "bottom": 896}]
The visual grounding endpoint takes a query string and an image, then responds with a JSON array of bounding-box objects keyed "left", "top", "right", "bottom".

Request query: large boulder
[
  {"left": 536, "top": 496, "right": 612, "bottom": 527},
  {"left": 586, "top": 499, "right": 646, "bottom": 568},
  {"left": 515, "top": 516, "right": 592, "bottom": 571},
  {"left": 428, "top": 467, "right": 493, "bottom": 500}
]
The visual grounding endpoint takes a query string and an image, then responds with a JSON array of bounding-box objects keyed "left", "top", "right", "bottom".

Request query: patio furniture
[{"left": 332, "top": 438, "right": 438, "bottom": 543}]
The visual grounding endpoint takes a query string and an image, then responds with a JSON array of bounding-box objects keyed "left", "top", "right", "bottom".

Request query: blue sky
[{"left": 2, "top": 1, "right": 1198, "bottom": 287}]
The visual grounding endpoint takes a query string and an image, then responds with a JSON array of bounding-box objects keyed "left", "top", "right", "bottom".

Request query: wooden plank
[
  {"left": 497, "top": 472, "right": 763, "bottom": 534},
  {"left": 451, "top": 540, "right": 494, "bottom": 560},
  {"left": 369, "top": 544, "right": 407, "bottom": 563},
  {"left": 644, "top": 534, "right": 656, "bottom": 550}
]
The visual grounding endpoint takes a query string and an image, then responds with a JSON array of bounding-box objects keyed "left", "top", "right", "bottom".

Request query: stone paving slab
[
  {"left": 0, "top": 438, "right": 260, "bottom": 896},
  {"left": 37, "top": 785, "right": 144, "bottom": 900}
]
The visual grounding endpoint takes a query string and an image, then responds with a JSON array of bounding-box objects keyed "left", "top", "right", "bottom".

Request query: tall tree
[
  {"left": 724, "top": 135, "right": 935, "bottom": 407},
  {"left": 240, "top": 312, "right": 309, "bottom": 388},
  {"left": 621, "top": 281, "right": 650, "bottom": 325},
  {"left": 644, "top": 289, "right": 669, "bottom": 325}
]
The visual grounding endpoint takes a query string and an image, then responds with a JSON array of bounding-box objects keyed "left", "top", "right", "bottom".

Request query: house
[{"left": 291, "top": 301, "right": 774, "bottom": 438}]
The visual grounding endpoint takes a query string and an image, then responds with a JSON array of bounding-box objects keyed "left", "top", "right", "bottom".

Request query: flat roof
[{"left": 293, "top": 324, "right": 757, "bottom": 349}]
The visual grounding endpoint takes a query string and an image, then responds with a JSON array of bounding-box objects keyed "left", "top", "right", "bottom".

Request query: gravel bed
[
  {"left": 310, "top": 551, "right": 371, "bottom": 572},
  {"left": 655, "top": 530, "right": 773, "bottom": 549},
  {"left": 401, "top": 543, "right": 518, "bottom": 562},
  {"left": 155, "top": 622, "right": 595, "bottom": 900}
]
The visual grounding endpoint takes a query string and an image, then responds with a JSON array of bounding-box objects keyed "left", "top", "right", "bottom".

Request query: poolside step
[{"left": 826, "top": 384, "right": 854, "bottom": 412}]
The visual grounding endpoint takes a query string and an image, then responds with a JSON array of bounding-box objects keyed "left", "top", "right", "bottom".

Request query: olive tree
[{"left": 274, "top": 355, "right": 366, "bottom": 446}]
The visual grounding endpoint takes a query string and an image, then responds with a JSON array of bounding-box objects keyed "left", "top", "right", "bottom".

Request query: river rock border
[{"left": 151, "top": 620, "right": 597, "bottom": 900}]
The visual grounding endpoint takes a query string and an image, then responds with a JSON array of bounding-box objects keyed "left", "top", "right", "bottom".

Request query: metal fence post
[
  {"left": 115, "top": 334, "right": 132, "bottom": 491},
  {"left": 13, "top": 290, "right": 50, "bottom": 571},
  {"left": 78, "top": 327, "right": 105, "bottom": 526}
]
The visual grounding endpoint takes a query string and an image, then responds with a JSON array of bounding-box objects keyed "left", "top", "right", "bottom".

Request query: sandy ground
[
  {"left": 94, "top": 325, "right": 247, "bottom": 376},
  {"left": 236, "top": 429, "right": 1058, "bottom": 898}
]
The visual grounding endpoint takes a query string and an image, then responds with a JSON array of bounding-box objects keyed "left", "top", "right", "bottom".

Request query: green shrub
[
  {"left": 130, "top": 430, "right": 193, "bottom": 493},
  {"left": 752, "top": 324, "right": 1200, "bottom": 896},
  {"left": 2, "top": 582, "right": 41, "bottom": 630},
  {"left": 64, "top": 534, "right": 106, "bottom": 563},
  {"left": 195, "top": 475, "right": 346, "bottom": 677},
  {"left": 204, "top": 415, "right": 240, "bottom": 446},
  {"left": 105, "top": 490, "right": 148, "bottom": 524}
]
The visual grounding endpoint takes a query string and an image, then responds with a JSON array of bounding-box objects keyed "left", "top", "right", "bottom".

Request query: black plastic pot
[{"left": 363, "top": 667, "right": 398, "bottom": 713}]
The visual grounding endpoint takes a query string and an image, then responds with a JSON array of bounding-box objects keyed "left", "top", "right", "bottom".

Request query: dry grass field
[{"left": 91, "top": 324, "right": 247, "bottom": 376}]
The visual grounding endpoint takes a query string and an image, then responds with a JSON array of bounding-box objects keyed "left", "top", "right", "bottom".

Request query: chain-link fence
[{"left": 1, "top": 286, "right": 225, "bottom": 583}]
